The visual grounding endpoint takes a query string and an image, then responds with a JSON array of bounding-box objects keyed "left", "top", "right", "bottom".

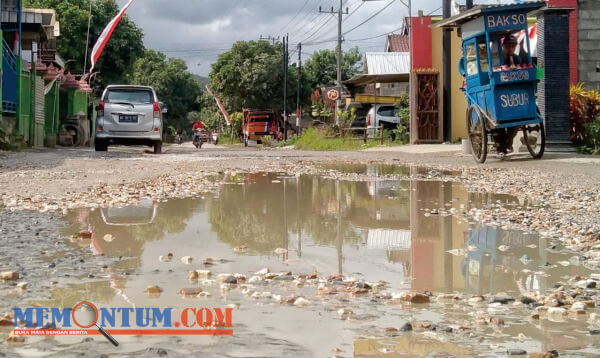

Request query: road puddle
[{"left": 6, "top": 172, "right": 599, "bottom": 357}]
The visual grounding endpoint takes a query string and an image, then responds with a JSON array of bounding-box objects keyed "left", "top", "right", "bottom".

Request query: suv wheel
[
  {"left": 95, "top": 140, "right": 108, "bottom": 152},
  {"left": 153, "top": 141, "right": 162, "bottom": 154}
]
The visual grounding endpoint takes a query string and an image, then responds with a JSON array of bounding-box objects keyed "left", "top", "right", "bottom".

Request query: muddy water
[{"left": 5, "top": 171, "right": 599, "bottom": 357}]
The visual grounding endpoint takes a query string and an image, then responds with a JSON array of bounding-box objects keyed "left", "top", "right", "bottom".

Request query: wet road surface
[{"left": 2, "top": 167, "right": 599, "bottom": 357}]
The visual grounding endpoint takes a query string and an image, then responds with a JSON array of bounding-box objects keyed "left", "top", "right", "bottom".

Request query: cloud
[{"left": 114, "top": 0, "right": 462, "bottom": 75}]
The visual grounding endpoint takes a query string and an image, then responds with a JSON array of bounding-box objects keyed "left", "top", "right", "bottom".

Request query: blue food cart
[{"left": 436, "top": 2, "right": 546, "bottom": 163}]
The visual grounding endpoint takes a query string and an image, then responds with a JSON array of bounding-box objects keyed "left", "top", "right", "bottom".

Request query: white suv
[
  {"left": 366, "top": 104, "right": 400, "bottom": 136},
  {"left": 95, "top": 85, "right": 165, "bottom": 153}
]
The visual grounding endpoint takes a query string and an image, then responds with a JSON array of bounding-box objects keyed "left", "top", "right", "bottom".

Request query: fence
[{"left": 339, "top": 126, "right": 385, "bottom": 145}]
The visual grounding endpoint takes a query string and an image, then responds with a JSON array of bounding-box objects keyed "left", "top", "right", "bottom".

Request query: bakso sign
[
  {"left": 485, "top": 11, "right": 527, "bottom": 31},
  {"left": 500, "top": 70, "right": 530, "bottom": 82}
]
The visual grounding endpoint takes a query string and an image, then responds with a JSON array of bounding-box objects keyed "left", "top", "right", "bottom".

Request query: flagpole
[{"left": 83, "top": 1, "right": 92, "bottom": 75}]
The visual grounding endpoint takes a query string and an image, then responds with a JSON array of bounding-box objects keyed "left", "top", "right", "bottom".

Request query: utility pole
[
  {"left": 296, "top": 42, "right": 302, "bottom": 135},
  {"left": 283, "top": 34, "right": 289, "bottom": 141},
  {"left": 320, "top": 2, "right": 349, "bottom": 126},
  {"left": 83, "top": 1, "right": 92, "bottom": 74},
  {"left": 443, "top": 0, "right": 451, "bottom": 142}
]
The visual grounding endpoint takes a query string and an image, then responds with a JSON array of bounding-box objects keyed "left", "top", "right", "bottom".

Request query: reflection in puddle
[
  {"left": 317, "top": 162, "right": 460, "bottom": 177},
  {"left": 19, "top": 172, "right": 597, "bottom": 357}
]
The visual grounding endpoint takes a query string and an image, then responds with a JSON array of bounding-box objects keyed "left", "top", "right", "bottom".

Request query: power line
[
  {"left": 157, "top": 48, "right": 230, "bottom": 53},
  {"left": 288, "top": 0, "right": 328, "bottom": 40},
  {"left": 343, "top": 0, "right": 397, "bottom": 36},
  {"left": 299, "top": 13, "right": 337, "bottom": 44},
  {"left": 342, "top": 0, "right": 365, "bottom": 23},
  {"left": 303, "top": 0, "right": 363, "bottom": 45},
  {"left": 345, "top": 26, "right": 404, "bottom": 42},
  {"left": 279, "top": 0, "right": 314, "bottom": 33}
]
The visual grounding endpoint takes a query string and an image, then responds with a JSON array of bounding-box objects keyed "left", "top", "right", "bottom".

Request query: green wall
[
  {"left": 68, "top": 89, "right": 88, "bottom": 116},
  {"left": 44, "top": 80, "right": 60, "bottom": 137}
]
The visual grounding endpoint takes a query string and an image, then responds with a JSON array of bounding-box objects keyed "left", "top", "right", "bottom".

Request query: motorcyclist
[
  {"left": 175, "top": 128, "right": 183, "bottom": 144},
  {"left": 192, "top": 119, "right": 206, "bottom": 133}
]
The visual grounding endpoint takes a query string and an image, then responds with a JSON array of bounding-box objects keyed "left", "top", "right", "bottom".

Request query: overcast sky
[{"left": 115, "top": 0, "right": 502, "bottom": 76}]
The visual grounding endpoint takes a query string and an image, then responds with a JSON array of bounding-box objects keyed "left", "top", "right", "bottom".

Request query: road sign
[{"left": 326, "top": 89, "right": 340, "bottom": 101}]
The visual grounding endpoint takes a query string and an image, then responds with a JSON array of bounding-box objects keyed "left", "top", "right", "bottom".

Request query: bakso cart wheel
[
  {"left": 467, "top": 105, "right": 488, "bottom": 164},
  {"left": 522, "top": 122, "right": 545, "bottom": 159}
]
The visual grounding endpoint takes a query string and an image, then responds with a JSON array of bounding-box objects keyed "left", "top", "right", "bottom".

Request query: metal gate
[
  {"left": 410, "top": 71, "right": 442, "bottom": 144},
  {"left": 34, "top": 76, "right": 45, "bottom": 147}
]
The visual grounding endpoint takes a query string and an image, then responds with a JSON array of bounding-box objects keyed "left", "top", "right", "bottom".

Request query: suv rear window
[
  {"left": 250, "top": 115, "right": 273, "bottom": 122},
  {"left": 377, "top": 106, "right": 397, "bottom": 117},
  {"left": 106, "top": 89, "right": 153, "bottom": 104}
]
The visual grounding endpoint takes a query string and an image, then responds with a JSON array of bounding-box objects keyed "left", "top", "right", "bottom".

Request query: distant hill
[{"left": 193, "top": 75, "right": 209, "bottom": 91}]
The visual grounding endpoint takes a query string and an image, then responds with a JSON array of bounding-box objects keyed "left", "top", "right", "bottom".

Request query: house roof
[
  {"left": 365, "top": 52, "right": 410, "bottom": 75},
  {"left": 346, "top": 52, "right": 410, "bottom": 86},
  {"left": 386, "top": 34, "right": 409, "bottom": 52}
]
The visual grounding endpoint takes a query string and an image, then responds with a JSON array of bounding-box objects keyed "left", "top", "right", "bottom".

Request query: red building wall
[
  {"left": 410, "top": 16, "right": 432, "bottom": 69},
  {"left": 546, "top": 0, "right": 578, "bottom": 85}
]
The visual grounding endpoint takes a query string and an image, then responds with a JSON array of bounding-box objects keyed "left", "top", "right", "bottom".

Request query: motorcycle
[
  {"left": 175, "top": 133, "right": 183, "bottom": 145},
  {"left": 211, "top": 131, "right": 218, "bottom": 145},
  {"left": 193, "top": 129, "right": 209, "bottom": 149}
]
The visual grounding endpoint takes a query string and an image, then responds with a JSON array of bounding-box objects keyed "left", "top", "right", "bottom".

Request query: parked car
[
  {"left": 95, "top": 85, "right": 166, "bottom": 153},
  {"left": 366, "top": 104, "right": 401, "bottom": 136}
]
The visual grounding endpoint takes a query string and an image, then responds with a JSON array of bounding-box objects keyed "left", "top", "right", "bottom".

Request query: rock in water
[
  {"left": 180, "top": 287, "right": 203, "bottom": 296},
  {"left": 145, "top": 285, "right": 162, "bottom": 294},
  {"left": 188, "top": 270, "right": 199, "bottom": 280},
  {"left": 400, "top": 322, "right": 412, "bottom": 331},
  {"left": 224, "top": 276, "right": 238, "bottom": 284},
  {"left": 255, "top": 268, "right": 270, "bottom": 275},
  {"left": 547, "top": 307, "right": 567, "bottom": 322},
  {"left": 520, "top": 296, "right": 536, "bottom": 305},
  {"left": 0, "top": 271, "right": 19, "bottom": 280},
  {"left": 293, "top": 297, "right": 311, "bottom": 307},
  {"left": 274, "top": 248, "right": 288, "bottom": 255},
  {"left": 507, "top": 348, "right": 527, "bottom": 355},
  {"left": 401, "top": 292, "right": 430, "bottom": 303},
  {"left": 196, "top": 270, "right": 212, "bottom": 278},
  {"left": 77, "top": 230, "right": 92, "bottom": 239},
  {"left": 492, "top": 296, "right": 515, "bottom": 304}
]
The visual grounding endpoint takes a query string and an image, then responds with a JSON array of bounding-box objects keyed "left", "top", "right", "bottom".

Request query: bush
[
  {"left": 294, "top": 127, "right": 376, "bottom": 151},
  {"left": 260, "top": 135, "right": 273, "bottom": 147},
  {"left": 583, "top": 117, "right": 600, "bottom": 155},
  {"left": 570, "top": 83, "right": 600, "bottom": 143},
  {"left": 392, "top": 125, "right": 410, "bottom": 144},
  {"left": 0, "top": 121, "right": 11, "bottom": 150}
]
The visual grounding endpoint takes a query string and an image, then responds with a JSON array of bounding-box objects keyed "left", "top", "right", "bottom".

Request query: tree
[
  {"left": 303, "top": 46, "right": 363, "bottom": 90},
  {"left": 25, "top": 0, "right": 144, "bottom": 85},
  {"left": 209, "top": 41, "right": 284, "bottom": 111},
  {"left": 131, "top": 50, "right": 202, "bottom": 130}
]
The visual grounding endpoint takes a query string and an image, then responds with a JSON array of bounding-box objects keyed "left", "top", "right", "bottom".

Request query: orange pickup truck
[{"left": 242, "top": 109, "right": 281, "bottom": 146}]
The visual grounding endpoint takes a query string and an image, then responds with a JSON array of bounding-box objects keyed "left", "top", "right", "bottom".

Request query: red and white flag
[
  {"left": 515, "top": 24, "right": 538, "bottom": 57},
  {"left": 89, "top": 0, "right": 135, "bottom": 73},
  {"left": 205, "top": 86, "right": 232, "bottom": 126}
]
